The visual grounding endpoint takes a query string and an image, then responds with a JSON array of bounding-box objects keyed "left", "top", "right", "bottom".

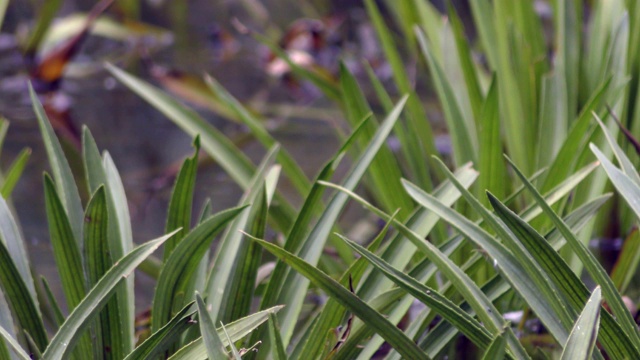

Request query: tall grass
[{"left": 1, "top": 0, "right": 640, "bottom": 359}]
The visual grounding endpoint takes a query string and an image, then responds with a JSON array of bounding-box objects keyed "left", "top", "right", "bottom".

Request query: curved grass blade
[
  {"left": 168, "top": 305, "right": 284, "bottom": 360},
  {"left": 31, "top": 84, "right": 84, "bottom": 246},
  {"left": 41, "top": 230, "right": 178, "bottom": 359},
  {"left": 106, "top": 64, "right": 294, "bottom": 232},
  {"left": 0, "top": 239, "right": 48, "bottom": 352},
  {"left": 124, "top": 301, "right": 196, "bottom": 360},
  {"left": 273, "top": 97, "right": 407, "bottom": 346},
  {"left": 487, "top": 192, "right": 631, "bottom": 359},
  {"left": 0, "top": 196, "right": 36, "bottom": 300},
  {"left": 250, "top": 237, "right": 430, "bottom": 360},
  {"left": 0, "top": 324, "right": 31, "bottom": 360},
  {"left": 106, "top": 64, "right": 254, "bottom": 190},
  {"left": 195, "top": 293, "right": 228, "bottom": 359},
  {"left": 250, "top": 116, "right": 370, "bottom": 355},
  {"left": 151, "top": 206, "right": 247, "bottom": 333},
  {"left": 364, "top": 0, "right": 437, "bottom": 178},
  {"left": 205, "top": 75, "right": 311, "bottom": 196},
  {"left": 482, "top": 332, "right": 506, "bottom": 360},
  {"left": 402, "top": 175, "right": 572, "bottom": 346},
  {"left": 206, "top": 146, "right": 278, "bottom": 324},
  {"left": 339, "top": 63, "right": 413, "bottom": 217},
  {"left": 338, "top": 236, "right": 494, "bottom": 351},
  {"left": 610, "top": 229, "right": 640, "bottom": 293},
  {"left": 82, "top": 127, "right": 135, "bottom": 354},
  {"left": 1, "top": 148, "right": 31, "bottom": 198},
  {"left": 506, "top": 155, "right": 640, "bottom": 348},
  {"left": 294, "top": 209, "right": 401, "bottom": 360},
  {"left": 44, "top": 174, "right": 93, "bottom": 357},
  {"left": 560, "top": 287, "right": 602, "bottom": 360}
]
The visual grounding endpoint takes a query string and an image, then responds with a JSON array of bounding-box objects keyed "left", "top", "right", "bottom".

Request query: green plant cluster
[{"left": 2, "top": 0, "right": 640, "bottom": 359}]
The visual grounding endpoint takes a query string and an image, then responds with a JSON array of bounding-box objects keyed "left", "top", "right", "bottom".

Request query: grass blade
[
  {"left": 338, "top": 236, "right": 493, "bottom": 351},
  {"left": 42, "top": 230, "right": 178, "bottom": 359},
  {"left": 1, "top": 148, "right": 31, "bottom": 198},
  {"left": 151, "top": 206, "right": 247, "bottom": 333},
  {"left": 31, "top": 84, "right": 84, "bottom": 246},
  {"left": 273, "top": 97, "right": 407, "bottom": 345},
  {"left": 0, "top": 324, "right": 31, "bottom": 360},
  {"left": 195, "top": 293, "right": 228, "bottom": 359},
  {"left": 206, "top": 146, "right": 278, "bottom": 325},
  {"left": 560, "top": 287, "right": 602, "bottom": 360},
  {"left": 205, "top": 75, "right": 311, "bottom": 196},
  {"left": 163, "top": 137, "right": 199, "bottom": 260},
  {"left": 0, "top": 237, "right": 48, "bottom": 352},
  {"left": 168, "top": 306, "right": 284, "bottom": 360},
  {"left": 487, "top": 192, "right": 632, "bottom": 359},
  {"left": 251, "top": 237, "right": 430, "bottom": 360},
  {"left": 268, "top": 313, "right": 287, "bottom": 360},
  {"left": 506, "top": 156, "right": 640, "bottom": 348},
  {"left": 124, "top": 302, "right": 196, "bottom": 360}
]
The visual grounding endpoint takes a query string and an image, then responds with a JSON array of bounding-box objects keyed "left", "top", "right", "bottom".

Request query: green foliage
[{"left": 6, "top": 1, "right": 640, "bottom": 359}]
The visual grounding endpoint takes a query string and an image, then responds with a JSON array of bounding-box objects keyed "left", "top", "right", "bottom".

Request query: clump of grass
[{"left": 2, "top": 1, "right": 640, "bottom": 359}]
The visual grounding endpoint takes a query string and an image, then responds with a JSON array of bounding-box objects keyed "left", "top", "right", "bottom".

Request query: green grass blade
[
  {"left": 506, "top": 156, "right": 640, "bottom": 348},
  {"left": 486, "top": 193, "right": 631, "bottom": 359},
  {"left": 83, "top": 127, "right": 136, "bottom": 354},
  {"left": 195, "top": 293, "right": 228, "bottom": 360},
  {"left": 0, "top": 238, "right": 48, "bottom": 352},
  {"left": 106, "top": 64, "right": 294, "bottom": 232},
  {"left": 268, "top": 313, "right": 287, "bottom": 360},
  {"left": 611, "top": 229, "right": 640, "bottom": 293},
  {"left": 43, "top": 172, "right": 87, "bottom": 299},
  {"left": 206, "top": 146, "right": 278, "bottom": 324},
  {"left": 0, "top": 324, "right": 31, "bottom": 360},
  {"left": 560, "top": 287, "right": 602, "bottom": 360},
  {"left": 40, "top": 277, "right": 64, "bottom": 328},
  {"left": 0, "top": 197, "right": 36, "bottom": 301},
  {"left": 124, "top": 302, "right": 196, "bottom": 360},
  {"left": 84, "top": 186, "right": 127, "bottom": 359},
  {"left": 339, "top": 63, "right": 413, "bottom": 217},
  {"left": 416, "top": 28, "right": 476, "bottom": 166},
  {"left": 540, "top": 76, "right": 613, "bottom": 191},
  {"left": 477, "top": 76, "right": 508, "bottom": 203},
  {"left": 31, "top": 84, "right": 84, "bottom": 246},
  {"left": 250, "top": 117, "right": 369, "bottom": 354},
  {"left": 482, "top": 332, "right": 506, "bottom": 360},
  {"left": 336, "top": 208, "right": 528, "bottom": 359},
  {"left": 0, "top": 0, "right": 8, "bottom": 31},
  {"left": 364, "top": 0, "right": 437, "bottom": 188},
  {"left": 274, "top": 97, "right": 407, "bottom": 345},
  {"left": 339, "top": 236, "right": 493, "bottom": 351},
  {"left": 593, "top": 113, "right": 640, "bottom": 185},
  {"left": 356, "top": 164, "right": 477, "bottom": 302},
  {"left": 205, "top": 75, "right": 311, "bottom": 196},
  {"left": 1, "top": 148, "right": 31, "bottom": 198},
  {"left": 151, "top": 206, "right": 247, "bottom": 333},
  {"left": 294, "top": 210, "right": 400, "bottom": 359},
  {"left": 44, "top": 174, "right": 94, "bottom": 358},
  {"left": 106, "top": 64, "right": 255, "bottom": 190},
  {"left": 251, "top": 237, "right": 430, "bottom": 360},
  {"left": 163, "top": 137, "right": 199, "bottom": 260},
  {"left": 168, "top": 306, "right": 284, "bottom": 360},
  {"left": 41, "top": 231, "right": 177, "bottom": 360},
  {"left": 403, "top": 173, "right": 572, "bottom": 345}
]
